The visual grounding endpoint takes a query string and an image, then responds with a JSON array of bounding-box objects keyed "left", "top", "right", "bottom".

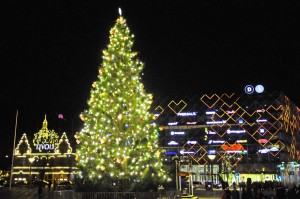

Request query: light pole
[
  {"left": 208, "top": 154, "right": 216, "bottom": 184},
  {"left": 188, "top": 159, "right": 193, "bottom": 196},
  {"left": 28, "top": 157, "right": 35, "bottom": 189},
  {"left": 172, "top": 155, "right": 180, "bottom": 191}
]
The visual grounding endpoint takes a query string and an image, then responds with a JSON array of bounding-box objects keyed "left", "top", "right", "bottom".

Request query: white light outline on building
[
  {"left": 226, "top": 150, "right": 248, "bottom": 154},
  {"left": 180, "top": 150, "right": 195, "bottom": 155},
  {"left": 245, "top": 85, "right": 254, "bottom": 94},
  {"left": 208, "top": 150, "right": 216, "bottom": 154},
  {"left": 168, "top": 141, "right": 179, "bottom": 145},
  {"left": 227, "top": 129, "right": 246, "bottom": 134},
  {"left": 259, "top": 128, "right": 265, "bottom": 134},
  {"left": 206, "top": 120, "right": 227, "bottom": 124},
  {"left": 170, "top": 131, "right": 185, "bottom": 135},
  {"left": 208, "top": 140, "right": 225, "bottom": 144},
  {"left": 259, "top": 147, "right": 278, "bottom": 153},
  {"left": 255, "top": 85, "right": 264, "bottom": 93},
  {"left": 177, "top": 112, "right": 197, "bottom": 116},
  {"left": 256, "top": 119, "right": 267, "bottom": 123},
  {"left": 206, "top": 111, "right": 216, "bottom": 115},
  {"left": 186, "top": 141, "right": 197, "bottom": 144},
  {"left": 207, "top": 130, "right": 216, "bottom": 135}
]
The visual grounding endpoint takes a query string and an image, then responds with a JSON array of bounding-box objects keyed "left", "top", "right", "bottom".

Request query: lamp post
[
  {"left": 188, "top": 159, "right": 193, "bottom": 196},
  {"left": 172, "top": 155, "right": 180, "bottom": 191},
  {"left": 208, "top": 154, "right": 216, "bottom": 184},
  {"left": 28, "top": 157, "right": 35, "bottom": 189}
]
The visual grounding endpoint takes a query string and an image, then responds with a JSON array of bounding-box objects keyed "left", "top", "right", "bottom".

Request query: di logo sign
[{"left": 245, "top": 85, "right": 264, "bottom": 94}]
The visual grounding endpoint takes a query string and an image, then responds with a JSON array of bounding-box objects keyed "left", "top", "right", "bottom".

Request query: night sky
[{"left": 1, "top": 0, "right": 300, "bottom": 168}]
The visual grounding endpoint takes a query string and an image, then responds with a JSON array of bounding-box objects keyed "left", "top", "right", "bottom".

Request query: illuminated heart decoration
[
  {"left": 200, "top": 94, "right": 220, "bottom": 109},
  {"left": 154, "top": 106, "right": 164, "bottom": 119},
  {"left": 248, "top": 122, "right": 278, "bottom": 147},
  {"left": 168, "top": 100, "right": 187, "bottom": 114},
  {"left": 217, "top": 151, "right": 243, "bottom": 167},
  {"left": 210, "top": 126, "right": 231, "bottom": 137},
  {"left": 269, "top": 140, "right": 285, "bottom": 157},
  {"left": 217, "top": 142, "right": 244, "bottom": 167},
  {"left": 217, "top": 102, "right": 237, "bottom": 118},
  {"left": 234, "top": 108, "right": 257, "bottom": 127},
  {"left": 265, "top": 105, "right": 282, "bottom": 121},
  {"left": 182, "top": 142, "right": 208, "bottom": 165},
  {"left": 218, "top": 93, "right": 236, "bottom": 105}
]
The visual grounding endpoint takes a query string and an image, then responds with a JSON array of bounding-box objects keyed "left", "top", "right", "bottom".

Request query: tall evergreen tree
[{"left": 76, "top": 10, "right": 169, "bottom": 191}]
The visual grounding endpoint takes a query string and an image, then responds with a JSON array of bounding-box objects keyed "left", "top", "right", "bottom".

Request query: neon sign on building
[
  {"left": 177, "top": 112, "right": 197, "bottom": 116},
  {"left": 227, "top": 129, "right": 246, "bottom": 134},
  {"left": 206, "top": 120, "right": 227, "bottom": 124},
  {"left": 170, "top": 131, "right": 185, "bottom": 135},
  {"left": 168, "top": 141, "right": 179, "bottom": 145},
  {"left": 168, "top": 122, "right": 178, "bottom": 126}
]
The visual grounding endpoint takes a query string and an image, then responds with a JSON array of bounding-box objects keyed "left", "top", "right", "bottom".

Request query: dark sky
[{"left": 1, "top": 0, "right": 300, "bottom": 165}]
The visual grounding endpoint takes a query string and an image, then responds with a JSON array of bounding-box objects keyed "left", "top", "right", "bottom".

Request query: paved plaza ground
[
  {"left": 0, "top": 186, "right": 53, "bottom": 199},
  {"left": 0, "top": 186, "right": 224, "bottom": 199}
]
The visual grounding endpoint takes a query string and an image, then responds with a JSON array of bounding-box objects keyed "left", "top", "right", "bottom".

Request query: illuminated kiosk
[
  {"left": 12, "top": 116, "right": 78, "bottom": 185},
  {"left": 153, "top": 89, "right": 300, "bottom": 187}
]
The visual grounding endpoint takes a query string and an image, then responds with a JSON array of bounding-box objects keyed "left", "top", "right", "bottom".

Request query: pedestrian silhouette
[
  {"left": 38, "top": 185, "right": 43, "bottom": 198},
  {"left": 48, "top": 180, "right": 52, "bottom": 191}
]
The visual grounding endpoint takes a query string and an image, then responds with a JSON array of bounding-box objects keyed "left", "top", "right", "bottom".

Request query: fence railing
[
  {"left": 53, "top": 190, "right": 75, "bottom": 199},
  {"left": 53, "top": 190, "right": 181, "bottom": 199}
]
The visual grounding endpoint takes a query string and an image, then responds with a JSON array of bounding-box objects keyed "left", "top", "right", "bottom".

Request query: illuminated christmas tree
[{"left": 76, "top": 9, "right": 169, "bottom": 191}]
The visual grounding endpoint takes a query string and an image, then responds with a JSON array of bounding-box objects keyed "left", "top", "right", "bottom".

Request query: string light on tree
[{"left": 76, "top": 9, "right": 170, "bottom": 191}]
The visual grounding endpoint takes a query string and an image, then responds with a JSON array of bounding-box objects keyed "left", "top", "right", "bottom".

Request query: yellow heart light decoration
[
  {"left": 200, "top": 94, "right": 220, "bottom": 109},
  {"left": 168, "top": 100, "right": 187, "bottom": 114},
  {"left": 154, "top": 106, "right": 164, "bottom": 119},
  {"left": 182, "top": 142, "right": 208, "bottom": 165}
]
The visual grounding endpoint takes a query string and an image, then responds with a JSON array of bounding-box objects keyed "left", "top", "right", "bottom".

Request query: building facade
[
  {"left": 12, "top": 116, "right": 77, "bottom": 185},
  {"left": 152, "top": 90, "right": 300, "bottom": 187}
]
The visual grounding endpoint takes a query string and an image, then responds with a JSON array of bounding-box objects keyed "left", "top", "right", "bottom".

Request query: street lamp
[
  {"left": 172, "top": 155, "right": 180, "bottom": 191},
  {"left": 28, "top": 157, "right": 35, "bottom": 189},
  {"left": 208, "top": 155, "right": 216, "bottom": 184}
]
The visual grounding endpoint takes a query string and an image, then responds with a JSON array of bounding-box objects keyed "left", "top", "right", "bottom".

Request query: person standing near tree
[
  {"left": 225, "top": 186, "right": 232, "bottom": 199},
  {"left": 221, "top": 190, "right": 227, "bottom": 199},
  {"left": 48, "top": 180, "right": 52, "bottom": 191},
  {"left": 38, "top": 184, "right": 43, "bottom": 198},
  {"left": 241, "top": 187, "right": 247, "bottom": 199},
  {"left": 246, "top": 187, "right": 254, "bottom": 199},
  {"left": 53, "top": 179, "right": 57, "bottom": 191},
  {"left": 232, "top": 186, "right": 240, "bottom": 199}
]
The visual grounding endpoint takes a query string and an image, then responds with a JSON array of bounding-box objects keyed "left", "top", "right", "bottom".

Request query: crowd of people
[{"left": 221, "top": 181, "right": 300, "bottom": 199}]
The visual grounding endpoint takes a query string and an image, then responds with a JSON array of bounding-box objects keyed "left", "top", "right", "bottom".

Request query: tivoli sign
[{"left": 33, "top": 116, "right": 59, "bottom": 152}]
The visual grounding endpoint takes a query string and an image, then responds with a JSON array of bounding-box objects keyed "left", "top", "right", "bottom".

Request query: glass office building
[{"left": 152, "top": 90, "right": 300, "bottom": 187}]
